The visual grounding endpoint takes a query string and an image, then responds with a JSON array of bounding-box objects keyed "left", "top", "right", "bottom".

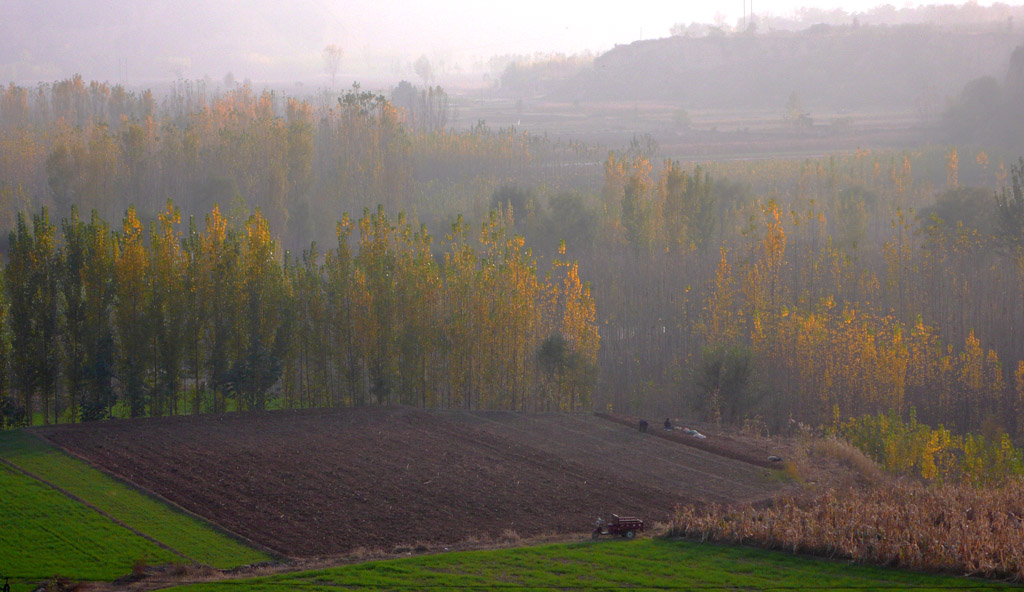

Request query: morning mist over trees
[{"left": 3, "top": 1, "right": 1024, "bottom": 590}]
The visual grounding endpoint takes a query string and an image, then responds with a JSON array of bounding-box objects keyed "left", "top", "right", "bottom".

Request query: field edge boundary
[
  {"left": 0, "top": 448, "right": 195, "bottom": 565},
  {"left": 26, "top": 429, "right": 288, "bottom": 565},
  {"left": 594, "top": 413, "right": 781, "bottom": 470}
]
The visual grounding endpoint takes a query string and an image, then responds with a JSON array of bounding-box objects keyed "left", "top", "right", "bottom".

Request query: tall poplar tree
[
  {"left": 232, "top": 208, "right": 286, "bottom": 411},
  {"left": 148, "top": 201, "right": 186, "bottom": 415},
  {"left": 31, "top": 209, "right": 60, "bottom": 423},
  {"left": 182, "top": 215, "right": 208, "bottom": 414},
  {"left": 115, "top": 206, "right": 150, "bottom": 417},
  {"left": 81, "top": 211, "right": 116, "bottom": 420},
  {"left": 7, "top": 213, "right": 36, "bottom": 422},
  {"left": 204, "top": 206, "right": 242, "bottom": 413},
  {"left": 60, "top": 206, "right": 88, "bottom": 421}
]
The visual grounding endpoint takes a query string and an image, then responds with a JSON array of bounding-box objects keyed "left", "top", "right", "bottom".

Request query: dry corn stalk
[{"left": 672, "top": 480, "right": 1024, "bottom": 580}]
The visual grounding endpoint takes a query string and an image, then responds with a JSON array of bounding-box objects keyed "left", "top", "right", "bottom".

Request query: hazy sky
[
  {"left": 0, "top": 0, "right": 1018, "bottom": 84},
  {"left": 324, "top": 0, "right": 1009, "bottom": 63}
]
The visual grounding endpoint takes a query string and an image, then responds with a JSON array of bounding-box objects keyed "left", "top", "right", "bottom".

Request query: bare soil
[
  {"left": 38, "top": 407, "right": 786, "bottom": 559},
  {"left": 441, "top": 411, "right": 778, "bottom": 502},
  {"left": 594, "top": 413, "right": 781, "bottom": 469}
]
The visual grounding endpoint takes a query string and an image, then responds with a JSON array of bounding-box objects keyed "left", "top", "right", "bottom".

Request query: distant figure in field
[
  {"left": 638, "top": 419, "right": 648, "bottom": 432},
  {"left": 664, "top": 418, "right": 673, "bottom": 430}
]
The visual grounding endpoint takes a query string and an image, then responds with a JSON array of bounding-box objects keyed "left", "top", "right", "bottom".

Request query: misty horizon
[{"left": 3, "top": 0, "right": 1021, "bottom": 87}]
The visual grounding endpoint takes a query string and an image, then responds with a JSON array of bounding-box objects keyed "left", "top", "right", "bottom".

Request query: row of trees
[
  {"left": 0, "top": 203, "right": 598, "bottom": 426},
  {"left": 0, "top": 78, "right": 570, "bottom": 253}
]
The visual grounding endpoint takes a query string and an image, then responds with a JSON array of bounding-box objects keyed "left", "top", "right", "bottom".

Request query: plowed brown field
[{"left": 39, "top": 407, "right": 783, "bottom": 558}]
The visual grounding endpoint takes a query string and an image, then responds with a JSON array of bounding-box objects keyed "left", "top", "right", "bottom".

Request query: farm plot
[
  {"left": 442, "top": 412, "right": 780, "bottom": 504},
  {"left": 0, "top": 431, "right": 271, "bottom": 569},
  {"left": 37, "top": 407, "right": 782, "bottom": 558},
  {"left": 0, "top": 462, "right": 180, "bottom": 582},
  {"left": 40, "top": 408, "right": 676, "bottom": 557}
]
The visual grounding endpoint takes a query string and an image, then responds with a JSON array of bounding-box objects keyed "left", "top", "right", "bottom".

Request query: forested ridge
[{"left": 3, "top": 76, "right": 1024, "bottom": 454}]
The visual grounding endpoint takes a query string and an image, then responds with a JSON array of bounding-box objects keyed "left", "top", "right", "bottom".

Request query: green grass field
[
  {"left": 0, "top": 462, "right": 179, "bottom": 587},
  {"left": 163, "top": 538, "right": 1010, "bottom": 591},
  {"left": 0, "top": 430, "right": 271, "bottom": 570},
  {"left": 0, "top": 429, "right": 1012, "bottom": 591}
]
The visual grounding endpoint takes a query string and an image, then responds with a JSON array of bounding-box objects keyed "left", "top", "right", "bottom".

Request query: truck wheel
[{"left": 625, "top": 530, "right": 635, "bottom": 539}]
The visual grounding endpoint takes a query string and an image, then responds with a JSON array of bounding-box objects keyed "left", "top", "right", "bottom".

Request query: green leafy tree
[
  {"left": 291, "top": 242, "right": 329, "bottom": 407},
  {"left": 995, "top": 157, "right": 1024, "bottom": 248},
  {"left": 203, "top": 206, "right": 243, "bottom": 413},
  {"left": 325, "top": 215, "right": 360, "bottom": 406},
  {"left": 8, "top": 209, "right": 64, "bottom": 425},
  {"left": 182, "top": 215, "right": 207, "bottom": 414},
  {"left": 621, "top": 168, "right": 654, "bottom": 254},
  {"left": 6, "top": 214, "right": 35, "bottom": 421},
  {"left": 115, "top": 206, "right": 150, "bottom": 417},
  {"left": 81, "top": 211, "right": 117, "bottom": 420},
  {"left": 228, "top": 208, "right": 286, "bottom": 411},
  {"left": 148, "top": 201, "right": 186, "bottom": 415},
  {"left": 441, "top": 214, "right": 480, "bottom": 409},
  {"left": 0, "top": 254, "right": 9, "bottom": 412},
  {"left": 695, "top": 345, "right": 756, "bottom": 424},
  {"left": 60, "top": 206, "right": 89, "bottom": 421},
  {"left": 356, "top": 206, "right": 398, "bottom": 404}
]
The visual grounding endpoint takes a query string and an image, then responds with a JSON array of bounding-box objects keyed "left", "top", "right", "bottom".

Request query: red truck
[{"left": 592, "top": 514, "right": 644, "bottom": 539}]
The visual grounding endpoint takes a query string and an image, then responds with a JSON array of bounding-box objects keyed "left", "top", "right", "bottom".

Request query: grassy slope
[
  {"left": 0, "top": 462, "right": 179, "bottom": 583},
  {"left": 166, "top": 539, "right": 1010, "bottom": 591},
  {"left": 0, "top": 430, "right": 271, "bottom": 569}
]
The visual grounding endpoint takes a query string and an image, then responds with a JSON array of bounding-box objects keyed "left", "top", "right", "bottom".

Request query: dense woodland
[
  {"left": 0, "top": 76, "right": 584, "bottom": 250},
  {"left": 0, "top": 196, "right": 604, "bottom": 424},
  {"left": 594, "top": 148, "right": 1024, "bottom": 438},
  {"left": 2, "top": 75, "right": 1024, "bottom": 452}
]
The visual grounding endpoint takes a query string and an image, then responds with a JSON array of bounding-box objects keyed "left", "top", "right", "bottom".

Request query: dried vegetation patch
[{"left": 673, "top": 480, "right": 1024, "bottom": 580}]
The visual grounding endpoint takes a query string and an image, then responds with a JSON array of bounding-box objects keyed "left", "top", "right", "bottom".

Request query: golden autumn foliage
[
  {"left": 0, "top": 202, "right": 600, "bottom": 421},
  {"left": 0, "top": 78, "right": 544, "bottom": 253},
  {"left": 8, "top": 77, "right": 1024, "bottom": 447}
]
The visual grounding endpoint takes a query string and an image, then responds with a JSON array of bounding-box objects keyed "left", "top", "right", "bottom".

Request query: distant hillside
[{"left": 544, "top": 24, "right": 1023, "bottom": 112}]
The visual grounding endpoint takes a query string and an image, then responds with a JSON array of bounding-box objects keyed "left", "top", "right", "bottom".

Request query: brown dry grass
[
  {"left": 805, "top": 436, "right": 886, "bottom": 485},
  {"left": 672, "top": 479, "right": 1024, "bottom": 580},
  {"left": 771, "top": 431, "right": 888, "bottom": 490}
]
